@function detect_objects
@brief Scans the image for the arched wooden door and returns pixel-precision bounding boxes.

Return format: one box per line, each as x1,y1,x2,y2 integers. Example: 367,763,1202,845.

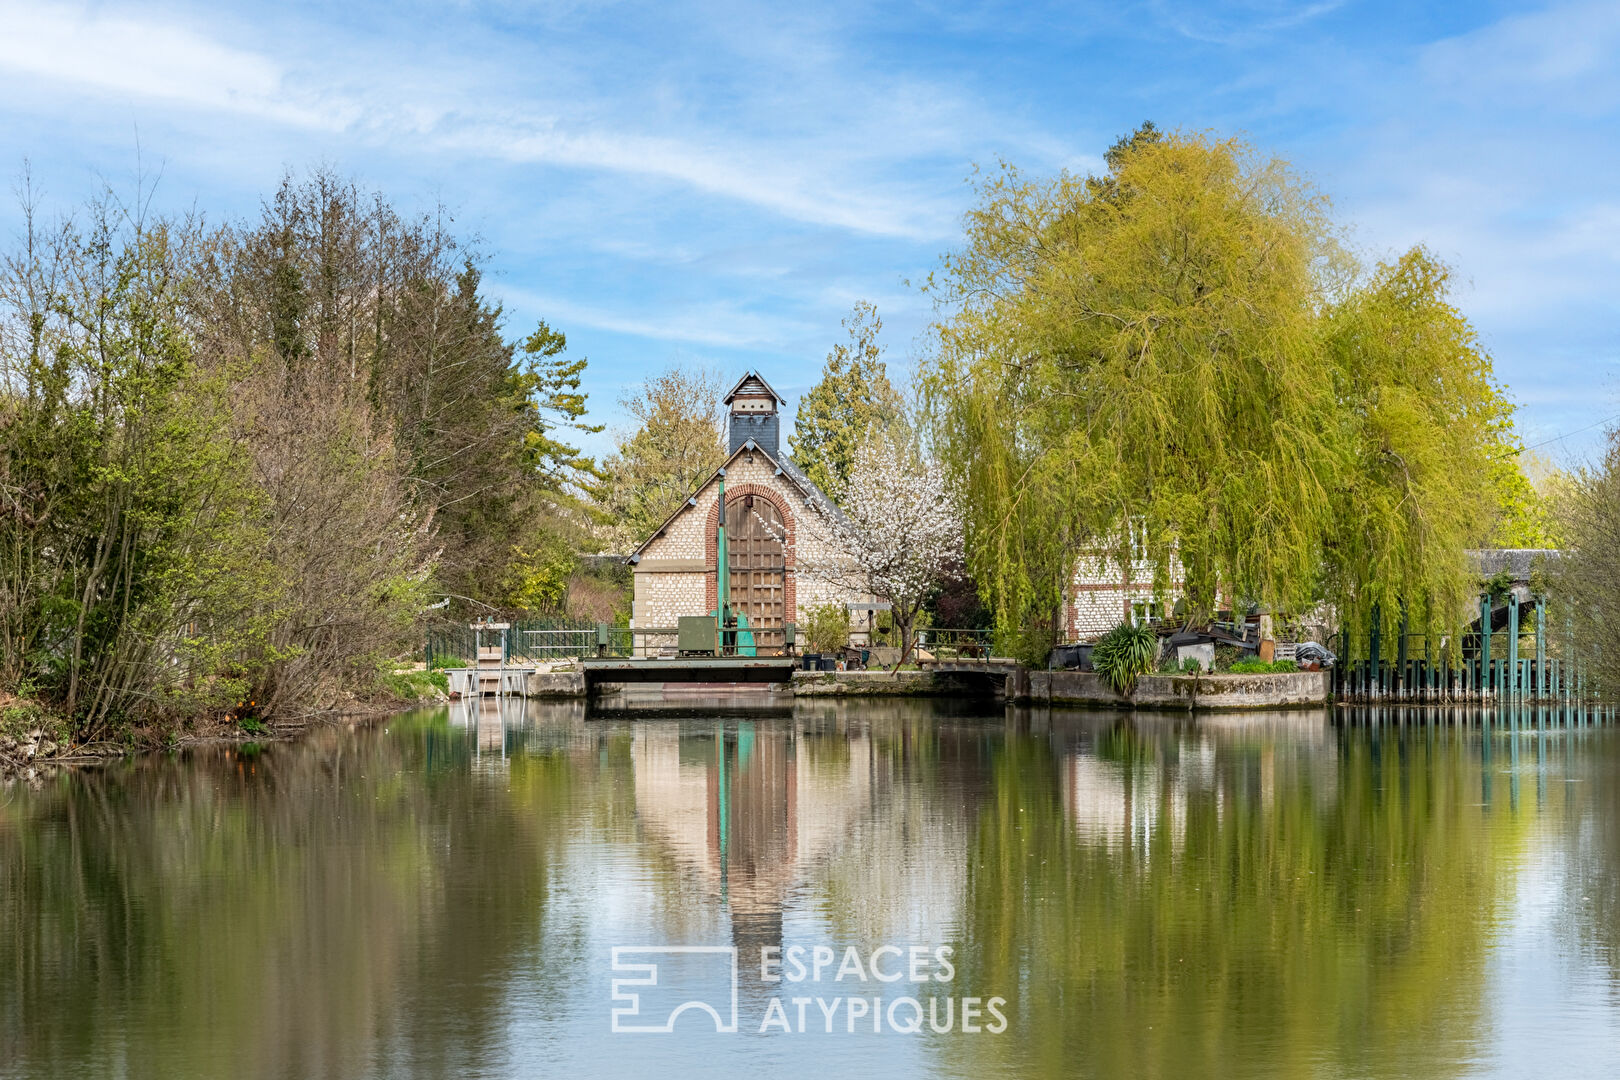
726,495,787,654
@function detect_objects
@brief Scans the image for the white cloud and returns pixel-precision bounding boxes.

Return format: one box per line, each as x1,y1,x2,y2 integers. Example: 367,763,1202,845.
0,1,969,238
1148,0,1347,47
0,2,342,129
442,122,946,239
490,284,814,350
1421,0,1620,113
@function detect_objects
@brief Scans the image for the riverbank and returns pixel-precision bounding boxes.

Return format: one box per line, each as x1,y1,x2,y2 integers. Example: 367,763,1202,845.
0,676,451,782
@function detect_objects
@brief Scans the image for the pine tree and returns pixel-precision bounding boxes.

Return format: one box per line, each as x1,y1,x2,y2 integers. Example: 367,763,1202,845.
789,301,902,498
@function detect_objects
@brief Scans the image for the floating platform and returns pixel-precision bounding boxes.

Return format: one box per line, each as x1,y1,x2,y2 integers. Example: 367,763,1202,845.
578,656,798,688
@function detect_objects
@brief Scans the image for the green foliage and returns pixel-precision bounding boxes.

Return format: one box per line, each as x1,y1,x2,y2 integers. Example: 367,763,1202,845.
0,202,274,740
1228,658,1299,674
1091,623,1159,694
1321,247,1524,652
1548,428,1620,697
927,130,1339,640
926,128,1521,653
0,701,69,745
0,168,603,740
501,531,578,614
802,603,851,655
994,614,1061,669
375,668,449,702
598,366,726,551
790,301,903,498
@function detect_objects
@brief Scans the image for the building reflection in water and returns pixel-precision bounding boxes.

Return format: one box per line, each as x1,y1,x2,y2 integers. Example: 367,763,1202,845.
631,719,876,989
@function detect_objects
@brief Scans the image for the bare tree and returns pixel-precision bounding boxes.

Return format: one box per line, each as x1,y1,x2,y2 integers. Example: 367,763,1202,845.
1550,428,1620,697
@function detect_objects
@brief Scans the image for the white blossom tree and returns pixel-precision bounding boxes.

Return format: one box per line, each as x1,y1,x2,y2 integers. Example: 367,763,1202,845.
804,438,964,669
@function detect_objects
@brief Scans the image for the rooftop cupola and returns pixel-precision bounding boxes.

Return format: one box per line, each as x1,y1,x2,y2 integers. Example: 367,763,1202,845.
723,371,784,457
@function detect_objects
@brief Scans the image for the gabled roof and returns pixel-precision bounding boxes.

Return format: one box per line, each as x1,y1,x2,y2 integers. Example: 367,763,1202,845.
628,438,848,560
722,370,785,405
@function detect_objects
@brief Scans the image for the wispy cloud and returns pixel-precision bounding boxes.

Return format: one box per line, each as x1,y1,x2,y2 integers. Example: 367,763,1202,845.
1148,0,1347,47
0,2,342,128
2,0,1618,458
490,284,815,351
0,1,970,238
1421,0,1620,112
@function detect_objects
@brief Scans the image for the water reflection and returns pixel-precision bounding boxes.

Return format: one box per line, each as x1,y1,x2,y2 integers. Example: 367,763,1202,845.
1,702,1617,1079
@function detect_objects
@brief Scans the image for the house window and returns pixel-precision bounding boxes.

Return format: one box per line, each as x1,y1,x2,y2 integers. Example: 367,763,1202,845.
1127,516,1148,562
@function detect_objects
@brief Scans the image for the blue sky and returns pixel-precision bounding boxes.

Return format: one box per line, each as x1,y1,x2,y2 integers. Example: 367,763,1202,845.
2,0,1617,462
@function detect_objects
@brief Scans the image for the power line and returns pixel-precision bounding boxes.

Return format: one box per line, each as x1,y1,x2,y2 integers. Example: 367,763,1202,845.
1516,412,1620,455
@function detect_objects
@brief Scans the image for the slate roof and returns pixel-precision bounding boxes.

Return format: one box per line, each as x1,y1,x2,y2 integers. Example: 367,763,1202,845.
628,438,849,560
722,371,786,405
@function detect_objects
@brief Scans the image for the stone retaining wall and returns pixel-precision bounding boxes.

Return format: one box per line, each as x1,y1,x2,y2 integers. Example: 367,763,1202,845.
790,670,945,696
1022,669,1328,710
512,665,1328,708
524,670,588,697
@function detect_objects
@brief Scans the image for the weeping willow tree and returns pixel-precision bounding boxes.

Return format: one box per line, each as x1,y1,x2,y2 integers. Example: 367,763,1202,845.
925,128,1518,657
1321,249,1520,654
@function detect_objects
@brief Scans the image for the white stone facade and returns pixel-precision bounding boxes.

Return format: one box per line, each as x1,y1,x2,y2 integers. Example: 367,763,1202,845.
1066,543,1186,640
630,446,870,638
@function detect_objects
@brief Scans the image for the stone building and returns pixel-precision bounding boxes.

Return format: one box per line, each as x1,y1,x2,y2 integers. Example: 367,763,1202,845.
627,372,870,652
1064,520,1187,639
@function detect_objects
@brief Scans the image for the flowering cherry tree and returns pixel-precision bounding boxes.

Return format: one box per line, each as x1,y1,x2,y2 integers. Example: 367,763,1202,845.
805,440,964,669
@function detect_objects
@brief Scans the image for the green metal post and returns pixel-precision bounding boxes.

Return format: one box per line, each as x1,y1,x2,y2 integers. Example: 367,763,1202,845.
1508,595,1519,697
716,468,729,655
1370,603,1382,697
1535,596,1546,694
1397,604,1408,697
1480,594,1492,695
1565,614,1573,699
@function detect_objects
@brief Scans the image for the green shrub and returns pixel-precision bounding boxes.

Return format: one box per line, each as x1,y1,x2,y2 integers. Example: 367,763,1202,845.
802,604,850,655
995,615,1060,668
0,701,69,742
1092,623,1160,694
376,668,449,701
1227,658,1300,674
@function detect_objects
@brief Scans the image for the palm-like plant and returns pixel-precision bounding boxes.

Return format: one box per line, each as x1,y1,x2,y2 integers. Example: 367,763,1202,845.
1092,622,1160,695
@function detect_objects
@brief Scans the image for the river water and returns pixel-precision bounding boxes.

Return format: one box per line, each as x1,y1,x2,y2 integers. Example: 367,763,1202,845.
2,698,1618,1079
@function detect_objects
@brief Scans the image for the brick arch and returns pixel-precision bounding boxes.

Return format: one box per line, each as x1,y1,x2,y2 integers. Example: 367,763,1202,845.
703,483,797,617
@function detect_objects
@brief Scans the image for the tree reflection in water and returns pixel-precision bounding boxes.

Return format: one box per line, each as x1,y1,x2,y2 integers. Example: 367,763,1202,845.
1,701,1616,1080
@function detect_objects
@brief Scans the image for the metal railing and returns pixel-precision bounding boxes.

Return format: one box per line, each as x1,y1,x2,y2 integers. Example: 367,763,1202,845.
431,622,1001,665
915,629,996,662
1332,654,1599,702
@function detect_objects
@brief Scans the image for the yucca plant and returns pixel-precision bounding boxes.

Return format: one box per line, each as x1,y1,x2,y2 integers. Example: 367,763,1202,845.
1091,622,1160,694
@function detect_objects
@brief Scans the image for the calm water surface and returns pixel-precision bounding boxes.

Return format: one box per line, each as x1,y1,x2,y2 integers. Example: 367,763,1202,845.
3,699,1619,1079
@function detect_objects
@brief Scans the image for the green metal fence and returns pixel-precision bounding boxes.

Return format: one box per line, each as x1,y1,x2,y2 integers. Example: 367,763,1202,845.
425,617,604,667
